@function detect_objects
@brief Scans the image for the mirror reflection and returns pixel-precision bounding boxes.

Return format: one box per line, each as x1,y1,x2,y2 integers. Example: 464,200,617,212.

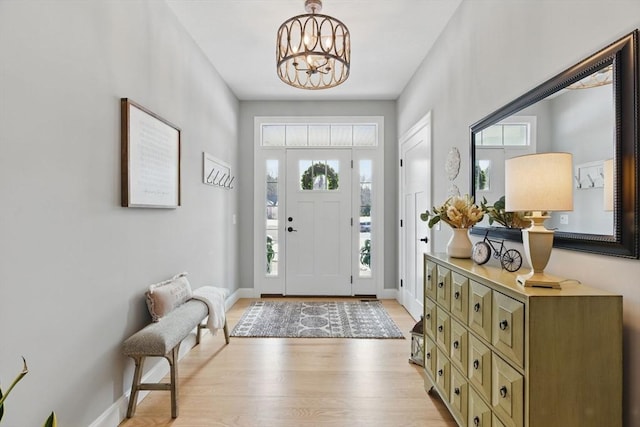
474,65,614,235
470,29,638,259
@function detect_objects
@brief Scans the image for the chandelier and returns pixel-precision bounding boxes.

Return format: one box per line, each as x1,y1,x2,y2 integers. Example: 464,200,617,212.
567,64,613,90
276,0,350,90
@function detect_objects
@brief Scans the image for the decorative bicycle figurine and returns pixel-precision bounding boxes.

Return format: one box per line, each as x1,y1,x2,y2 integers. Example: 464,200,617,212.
472,229,523,272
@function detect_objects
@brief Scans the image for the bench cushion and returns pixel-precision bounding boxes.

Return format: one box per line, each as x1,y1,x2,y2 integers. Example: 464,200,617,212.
123,299,208,356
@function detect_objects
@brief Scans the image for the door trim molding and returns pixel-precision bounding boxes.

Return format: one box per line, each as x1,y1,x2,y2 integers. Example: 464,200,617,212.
398,111,432,319
253,116,385,297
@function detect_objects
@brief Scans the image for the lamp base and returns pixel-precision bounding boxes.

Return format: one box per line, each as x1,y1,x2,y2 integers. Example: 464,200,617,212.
516,270,563,289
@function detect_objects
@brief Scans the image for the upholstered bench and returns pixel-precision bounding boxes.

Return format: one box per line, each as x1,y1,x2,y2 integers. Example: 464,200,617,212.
123,273,229,418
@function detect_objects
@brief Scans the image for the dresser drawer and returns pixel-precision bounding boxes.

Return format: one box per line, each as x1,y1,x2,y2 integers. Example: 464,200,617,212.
492,292,524,367
469,387,492,427
437,266,452,310
425,259,437,300
424,335,438,380
469,280,492,342
436,351,450,397
468,334,492,402
450,367,469,427
424,298,437,339
493,415,506,427
492,355,524,427
450,318,468,375
436,307,451,352
451,271,469,323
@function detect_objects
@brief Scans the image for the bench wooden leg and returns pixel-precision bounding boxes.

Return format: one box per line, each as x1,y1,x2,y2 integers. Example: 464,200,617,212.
125,343,181,419
126,356,145,418
223,319,230,344
168,345,179,418
196,320,231,345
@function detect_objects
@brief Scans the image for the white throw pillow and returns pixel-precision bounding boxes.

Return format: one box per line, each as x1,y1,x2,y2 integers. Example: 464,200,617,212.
145,273,193,322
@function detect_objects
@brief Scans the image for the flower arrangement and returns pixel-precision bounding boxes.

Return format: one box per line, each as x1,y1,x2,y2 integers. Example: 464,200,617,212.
420,194,484,229
480,196,530,229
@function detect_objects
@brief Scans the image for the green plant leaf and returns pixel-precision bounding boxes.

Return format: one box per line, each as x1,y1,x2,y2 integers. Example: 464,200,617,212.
0,387,4,422
43,411,57,427
0,357,28,411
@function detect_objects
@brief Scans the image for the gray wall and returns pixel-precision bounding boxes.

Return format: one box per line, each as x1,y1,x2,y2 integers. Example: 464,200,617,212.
0,1,239,425
238,101,397,292
397,1,640,425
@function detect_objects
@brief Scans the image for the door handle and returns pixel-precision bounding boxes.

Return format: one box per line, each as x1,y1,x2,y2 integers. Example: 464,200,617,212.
287,227,297,232
420,236,429,243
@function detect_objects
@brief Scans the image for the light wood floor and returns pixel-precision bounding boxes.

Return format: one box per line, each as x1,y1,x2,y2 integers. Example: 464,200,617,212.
119,298,457,427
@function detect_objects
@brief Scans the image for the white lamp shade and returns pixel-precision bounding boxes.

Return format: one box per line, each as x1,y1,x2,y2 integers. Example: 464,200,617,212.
505,152,574,212
603,158,614,211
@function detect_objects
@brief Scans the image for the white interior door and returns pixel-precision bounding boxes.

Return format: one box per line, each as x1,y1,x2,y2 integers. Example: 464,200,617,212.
400,120,431,320
285,149,352,295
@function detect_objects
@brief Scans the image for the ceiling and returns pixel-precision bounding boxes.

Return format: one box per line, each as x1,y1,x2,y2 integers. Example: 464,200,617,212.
166,0,462,101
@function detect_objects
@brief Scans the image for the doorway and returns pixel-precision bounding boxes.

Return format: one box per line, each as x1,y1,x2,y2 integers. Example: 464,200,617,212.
253,117,384,298
399,113,432,320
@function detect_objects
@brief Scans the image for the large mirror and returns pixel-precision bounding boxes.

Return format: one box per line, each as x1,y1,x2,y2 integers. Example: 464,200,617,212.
471,30,638,258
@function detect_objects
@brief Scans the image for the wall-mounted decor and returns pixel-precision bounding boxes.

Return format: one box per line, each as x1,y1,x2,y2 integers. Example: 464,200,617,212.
203,152,234,189
575,160,605,189
121,98,181,208
445,147,461,181
470,30,639,258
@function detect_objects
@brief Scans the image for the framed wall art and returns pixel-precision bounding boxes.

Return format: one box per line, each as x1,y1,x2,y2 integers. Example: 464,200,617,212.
121,98,181,208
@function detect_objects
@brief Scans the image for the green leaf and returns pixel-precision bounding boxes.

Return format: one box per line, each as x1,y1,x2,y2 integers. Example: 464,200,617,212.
428,216,441,228
0,388,4,422
43,411,57,427
0,357,28,410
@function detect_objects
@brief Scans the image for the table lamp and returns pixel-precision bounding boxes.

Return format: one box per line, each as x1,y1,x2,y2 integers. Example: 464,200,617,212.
505,152,573,288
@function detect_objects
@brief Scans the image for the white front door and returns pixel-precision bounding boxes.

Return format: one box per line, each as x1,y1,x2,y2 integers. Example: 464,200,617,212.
285,149,352,295
400,118,432,320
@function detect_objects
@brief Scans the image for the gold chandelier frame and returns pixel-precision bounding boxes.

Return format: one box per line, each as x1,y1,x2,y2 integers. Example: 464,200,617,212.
276,1,350,90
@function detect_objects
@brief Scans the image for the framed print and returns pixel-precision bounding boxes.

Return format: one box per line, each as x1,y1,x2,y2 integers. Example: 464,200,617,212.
121,98,181,208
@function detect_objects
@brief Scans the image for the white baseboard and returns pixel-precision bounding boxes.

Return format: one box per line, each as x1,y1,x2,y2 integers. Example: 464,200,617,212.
378,288,399,300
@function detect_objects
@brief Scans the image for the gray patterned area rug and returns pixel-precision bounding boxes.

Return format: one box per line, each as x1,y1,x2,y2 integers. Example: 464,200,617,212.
230,301,405,339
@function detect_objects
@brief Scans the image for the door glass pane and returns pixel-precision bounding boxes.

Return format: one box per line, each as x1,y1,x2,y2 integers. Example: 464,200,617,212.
309,125,330,146
359,160,372,277
262,125,285,146
503,124,528,146
266,160,279,276
353,125,377,146
331,125,352,146
300,160,340,190
286,125,308,146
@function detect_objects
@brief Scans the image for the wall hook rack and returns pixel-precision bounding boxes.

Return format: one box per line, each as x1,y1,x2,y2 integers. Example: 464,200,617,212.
203,152,234,190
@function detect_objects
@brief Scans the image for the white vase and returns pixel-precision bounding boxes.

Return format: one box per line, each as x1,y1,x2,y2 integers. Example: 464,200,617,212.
447,228,472,258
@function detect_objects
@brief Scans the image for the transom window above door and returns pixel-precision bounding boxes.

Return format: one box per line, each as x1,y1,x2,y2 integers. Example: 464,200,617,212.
261,124,377,147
